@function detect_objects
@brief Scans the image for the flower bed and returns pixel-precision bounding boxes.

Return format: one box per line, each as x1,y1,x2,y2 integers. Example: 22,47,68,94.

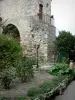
27,75,74,100
26,63,75,100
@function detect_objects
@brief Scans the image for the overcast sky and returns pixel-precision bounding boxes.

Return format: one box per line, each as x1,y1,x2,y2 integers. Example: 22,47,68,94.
51,0,75,35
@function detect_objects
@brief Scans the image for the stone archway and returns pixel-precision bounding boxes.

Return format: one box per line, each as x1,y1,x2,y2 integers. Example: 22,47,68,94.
2,24,20,42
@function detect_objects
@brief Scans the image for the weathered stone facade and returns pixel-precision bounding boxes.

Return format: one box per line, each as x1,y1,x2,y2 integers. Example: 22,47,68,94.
0,0,56,65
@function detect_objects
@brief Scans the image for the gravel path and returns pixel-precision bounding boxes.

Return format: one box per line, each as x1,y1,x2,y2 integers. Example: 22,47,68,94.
0,70,53,98
55,81,75,100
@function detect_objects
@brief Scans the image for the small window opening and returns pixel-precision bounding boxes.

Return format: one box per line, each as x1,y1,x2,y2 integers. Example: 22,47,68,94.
46,4,49,7
39,4,43,20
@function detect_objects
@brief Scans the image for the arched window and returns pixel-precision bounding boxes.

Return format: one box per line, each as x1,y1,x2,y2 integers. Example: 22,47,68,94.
39,4,43,20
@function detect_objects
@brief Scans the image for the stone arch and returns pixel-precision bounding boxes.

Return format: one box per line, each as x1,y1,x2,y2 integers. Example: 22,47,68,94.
2,24,20,42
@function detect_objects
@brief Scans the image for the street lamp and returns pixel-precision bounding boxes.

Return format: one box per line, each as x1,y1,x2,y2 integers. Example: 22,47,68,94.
0,17,2,33
34,44,40,68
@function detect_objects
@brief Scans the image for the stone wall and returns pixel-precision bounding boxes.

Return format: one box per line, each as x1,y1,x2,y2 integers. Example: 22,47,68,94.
0,0,56,64
47,25,56,63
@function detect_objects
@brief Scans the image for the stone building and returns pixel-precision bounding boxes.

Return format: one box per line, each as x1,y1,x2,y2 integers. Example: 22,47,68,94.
0,0,56,65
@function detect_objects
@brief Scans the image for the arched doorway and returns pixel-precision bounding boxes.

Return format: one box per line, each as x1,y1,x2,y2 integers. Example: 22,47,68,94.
2,24,20,42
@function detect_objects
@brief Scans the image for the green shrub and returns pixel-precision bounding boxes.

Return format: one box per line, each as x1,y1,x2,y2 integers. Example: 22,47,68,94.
27,87,43,97
15,96,29,100
62,57,69,64
0,97,29,100
27,76,65,97
0,34,22,70
0,97,9,100
48,63,75,76
0,34,22,89
0,67,15,89
16,56,34,82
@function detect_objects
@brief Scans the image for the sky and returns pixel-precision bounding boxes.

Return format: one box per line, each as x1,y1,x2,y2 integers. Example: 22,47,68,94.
51,0,75,35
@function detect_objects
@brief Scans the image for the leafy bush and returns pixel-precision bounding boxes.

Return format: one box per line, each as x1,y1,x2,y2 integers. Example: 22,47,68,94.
16,56,35,82
0,67,16,89
0,34,22,70
0,34,22,89
27,76,65,97
62,57,69,64
27,87,43,97
0,97,10,100
48,63,75,76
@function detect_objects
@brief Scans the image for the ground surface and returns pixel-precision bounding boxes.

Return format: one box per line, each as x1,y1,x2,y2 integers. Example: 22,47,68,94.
55,81,75,100
0,70,53,98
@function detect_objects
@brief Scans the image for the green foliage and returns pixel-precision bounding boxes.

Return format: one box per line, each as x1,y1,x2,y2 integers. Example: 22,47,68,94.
15,96,29,100
27,87,43,97
58,51,69,63
62,57,69,64
0,67,16,89
0,34,22,89
48,63,75,76
0,96,30,100
0,97,9,100
27,76,65,97
56,31,75,53
16,56,35,82
0,34,22,70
